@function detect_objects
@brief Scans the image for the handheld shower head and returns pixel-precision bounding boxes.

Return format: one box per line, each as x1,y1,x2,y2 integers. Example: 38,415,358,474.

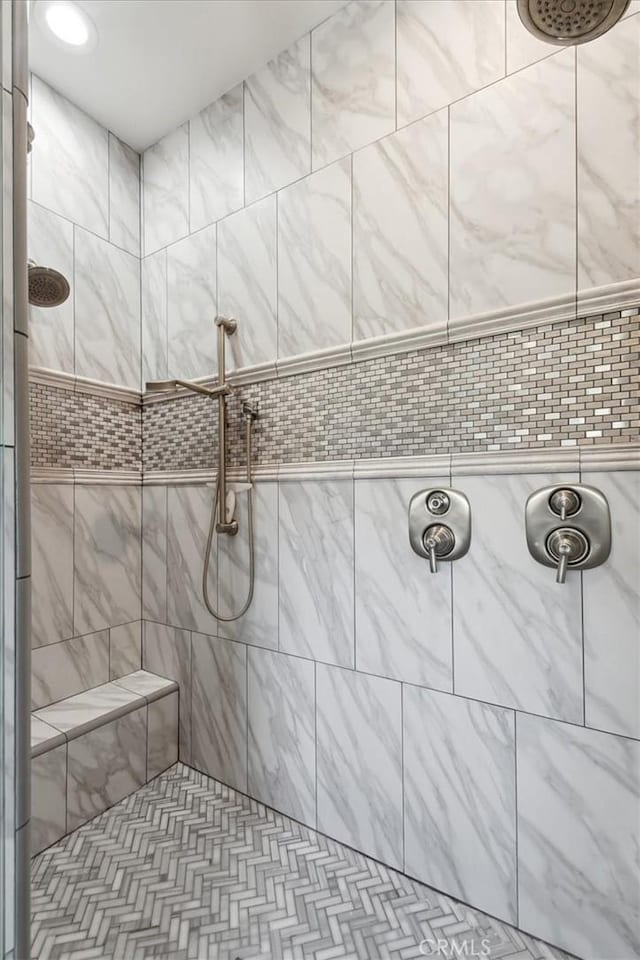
517,0,629,45
28,261,70,307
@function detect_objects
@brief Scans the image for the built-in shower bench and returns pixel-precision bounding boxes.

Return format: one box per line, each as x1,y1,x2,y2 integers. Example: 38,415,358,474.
30,669,179,856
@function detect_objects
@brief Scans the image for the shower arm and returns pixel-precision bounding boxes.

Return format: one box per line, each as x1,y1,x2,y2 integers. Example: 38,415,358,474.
215,316,238,535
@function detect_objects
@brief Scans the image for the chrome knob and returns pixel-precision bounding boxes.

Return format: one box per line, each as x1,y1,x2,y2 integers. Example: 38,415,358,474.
549,488,581,522
423,524,455,574
546,528,589,584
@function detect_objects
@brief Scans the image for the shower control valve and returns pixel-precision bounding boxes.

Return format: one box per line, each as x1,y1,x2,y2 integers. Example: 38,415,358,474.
409,488,471,574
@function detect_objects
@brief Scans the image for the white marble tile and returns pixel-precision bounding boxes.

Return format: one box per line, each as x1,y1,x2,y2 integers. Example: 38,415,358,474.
517,714,640,959
142,485,167,623
74,485,142,637
217,197,277,370
147,691,178,779
67,707,147,831
404,685,517,922
167,484,218,637
74,228,141,388
278,159,351,358
316,664,402,868
506,0,558,74
247,647,315,825
115,668,177,702
30,715,65,756
311,0,395,169
191,633,247,792
143,123,189,255
189,85,243,231
31,75,109,237
452,474,583,723
34,680,141,738
577,15,640,294
142,622,191,764
108,133,140,256
245,36,311,203
279,481,354,668
27,201,74,373
218,482,278,650
583,472,640,740
449,50,575,322
109,621,142,680
397,0,506,126
354,479,452,689
31,630,110,710
141,250,167,387
167,226,217,380
353,111,448,342
31,483,74,648
31,744,66,855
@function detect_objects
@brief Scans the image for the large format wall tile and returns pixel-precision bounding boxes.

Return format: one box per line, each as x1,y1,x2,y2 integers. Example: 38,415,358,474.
353,111,448,342
450,49,575,321
191,633,247,792
74,228,141,388
31,483,73,648
452,474,583,723
143,123,189,255
316,664,402,869
279,481,354,668
108,133,140,256
354,479,451,690
142,485,167,624
404,686,517,923
218,482,278,650
147,692,178,779
505,0,557,74
167,225,217,380
577,15,640,294
217,196,277,370
141,250,167,387
189,85,243,231
583,472,640,740
397,0,505,126
31,630,109,710
247,647,315,824
142,621,191,763
110,621,142,680
517,714,640,959
167,484,218,637
311,0,395,169
31,744,66,856
244,36,311,203
31,75,109,238
74,486,142,636
278,159,351,358
27,202,74,373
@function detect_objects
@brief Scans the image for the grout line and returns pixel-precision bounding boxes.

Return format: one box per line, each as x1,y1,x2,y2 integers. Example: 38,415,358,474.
400,680,405,873
514,710,520,928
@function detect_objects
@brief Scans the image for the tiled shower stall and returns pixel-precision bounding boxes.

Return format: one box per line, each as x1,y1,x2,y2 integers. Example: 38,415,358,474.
26,2,639,959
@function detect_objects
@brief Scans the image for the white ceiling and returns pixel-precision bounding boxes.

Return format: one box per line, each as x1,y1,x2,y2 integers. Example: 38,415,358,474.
29,0,347,151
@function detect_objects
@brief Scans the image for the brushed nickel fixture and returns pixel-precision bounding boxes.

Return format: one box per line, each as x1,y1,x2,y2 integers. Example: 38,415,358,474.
28,259,70,307
517,0,629,46
525,483,611,583
409,488,471,573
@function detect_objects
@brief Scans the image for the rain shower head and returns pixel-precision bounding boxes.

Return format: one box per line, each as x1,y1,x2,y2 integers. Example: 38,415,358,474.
28,261,70,308
517,0,629,45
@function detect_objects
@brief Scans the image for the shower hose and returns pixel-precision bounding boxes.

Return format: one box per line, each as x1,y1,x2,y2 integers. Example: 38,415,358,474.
202,411,256,621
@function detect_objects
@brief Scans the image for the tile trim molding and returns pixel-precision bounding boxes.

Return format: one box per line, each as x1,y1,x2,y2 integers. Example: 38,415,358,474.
29,366,142,405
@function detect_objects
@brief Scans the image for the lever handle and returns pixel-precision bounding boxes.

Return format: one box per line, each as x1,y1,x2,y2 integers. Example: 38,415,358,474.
555,540,571,584
424,536,438,574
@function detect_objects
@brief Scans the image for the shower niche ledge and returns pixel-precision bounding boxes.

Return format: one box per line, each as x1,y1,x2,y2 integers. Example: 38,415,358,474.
30,670,179,856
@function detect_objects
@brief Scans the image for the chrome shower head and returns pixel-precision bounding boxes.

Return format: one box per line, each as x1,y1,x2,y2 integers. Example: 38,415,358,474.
28,261,70,308
517,0,629,45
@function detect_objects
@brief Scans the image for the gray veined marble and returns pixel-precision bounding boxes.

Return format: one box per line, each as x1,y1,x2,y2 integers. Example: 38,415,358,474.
31,630,110,710
248,647,315,825
109,621,142,680
73,485,142,637
141,250,168,387
167,484,219,637
142,622,191,764
27,201,74,373
279,481,354,668
311,0,395,169
34,680,142,739
354,479,452,690
191,633,247,792
397,0,506,127
31,75,109,238
244,35,311,203
108,133,140,257
316,664,402,870
31,483,74,648
505,0,558,74
517,713,640,959
142,485,167,623
277,159,351,358
167,225,217,380
450,49,576,322
189,84,244,231
147,692,178,780
143,123,189,255
114,668,177,702
74,227,141,388
404,685,517,924
32,744,66,856
217,196,277,370
353,110,448,342
30,715,65,756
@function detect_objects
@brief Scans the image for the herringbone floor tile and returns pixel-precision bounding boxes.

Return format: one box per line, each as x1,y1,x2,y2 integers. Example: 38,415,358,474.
31,764,574,960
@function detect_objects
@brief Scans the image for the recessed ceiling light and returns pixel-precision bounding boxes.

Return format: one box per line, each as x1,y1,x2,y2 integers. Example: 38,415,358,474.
34,1,97,52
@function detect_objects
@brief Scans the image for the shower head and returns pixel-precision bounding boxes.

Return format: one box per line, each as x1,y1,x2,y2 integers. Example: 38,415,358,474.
28,261,70,308
517,0,629,45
